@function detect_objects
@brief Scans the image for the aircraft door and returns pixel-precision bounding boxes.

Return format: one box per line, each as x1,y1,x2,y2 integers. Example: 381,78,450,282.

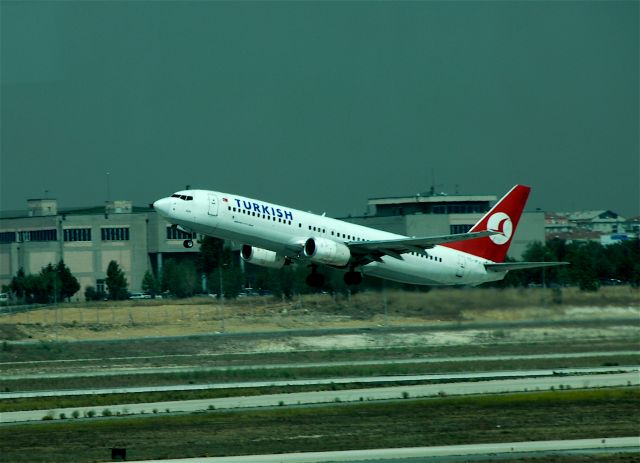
208,194,218,216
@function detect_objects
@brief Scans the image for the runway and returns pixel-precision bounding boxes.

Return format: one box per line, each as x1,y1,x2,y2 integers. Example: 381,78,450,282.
103,437,640,463
2,371,637,424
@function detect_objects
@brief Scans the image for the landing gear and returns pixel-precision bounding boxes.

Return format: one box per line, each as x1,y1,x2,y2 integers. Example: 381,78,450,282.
183,239,194,248
305,264,325,288
344,269,363,286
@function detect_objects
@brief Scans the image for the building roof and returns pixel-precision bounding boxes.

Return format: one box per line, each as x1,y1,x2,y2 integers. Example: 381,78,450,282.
565,210,622,221
0,204,153,220
546,229,603,241
368,193,496,206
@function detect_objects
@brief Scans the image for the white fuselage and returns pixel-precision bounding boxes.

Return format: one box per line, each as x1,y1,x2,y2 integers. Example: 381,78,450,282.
153,189,506,286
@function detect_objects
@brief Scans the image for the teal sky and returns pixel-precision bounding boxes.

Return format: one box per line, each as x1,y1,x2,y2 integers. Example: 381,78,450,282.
1,1,638,217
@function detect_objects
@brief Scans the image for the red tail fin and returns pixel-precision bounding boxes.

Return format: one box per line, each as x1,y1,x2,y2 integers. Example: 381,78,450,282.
443,185,531,263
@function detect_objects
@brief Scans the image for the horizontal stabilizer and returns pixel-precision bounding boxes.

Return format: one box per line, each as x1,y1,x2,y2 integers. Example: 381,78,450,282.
485,261,569,272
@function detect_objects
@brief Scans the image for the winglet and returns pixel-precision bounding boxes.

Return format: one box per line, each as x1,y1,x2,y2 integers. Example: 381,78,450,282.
442,185,531,263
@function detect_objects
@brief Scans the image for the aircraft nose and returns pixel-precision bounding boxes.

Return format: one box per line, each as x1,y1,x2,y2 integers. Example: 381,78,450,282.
153,197,171,217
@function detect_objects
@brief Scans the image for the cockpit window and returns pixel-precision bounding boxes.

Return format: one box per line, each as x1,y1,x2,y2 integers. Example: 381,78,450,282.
171,194,194,201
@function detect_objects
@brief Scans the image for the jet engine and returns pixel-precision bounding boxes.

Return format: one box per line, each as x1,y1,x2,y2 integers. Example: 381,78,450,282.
303,237,351,267
241,245,287,269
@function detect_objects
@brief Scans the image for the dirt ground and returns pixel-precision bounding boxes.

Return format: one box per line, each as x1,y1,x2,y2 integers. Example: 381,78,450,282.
0,287,638,343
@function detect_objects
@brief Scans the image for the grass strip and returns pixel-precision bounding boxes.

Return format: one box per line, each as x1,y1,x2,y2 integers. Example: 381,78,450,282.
2,353,638,395
0,388,638,463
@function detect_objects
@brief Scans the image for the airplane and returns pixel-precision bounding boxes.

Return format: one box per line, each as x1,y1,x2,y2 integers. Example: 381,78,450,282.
152,185,567,288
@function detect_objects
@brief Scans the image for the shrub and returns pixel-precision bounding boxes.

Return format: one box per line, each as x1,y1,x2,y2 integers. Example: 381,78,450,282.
102,408,113,417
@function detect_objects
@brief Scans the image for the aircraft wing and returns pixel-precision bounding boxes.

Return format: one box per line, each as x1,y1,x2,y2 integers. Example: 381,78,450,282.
485,262,569,272
346,230,497,261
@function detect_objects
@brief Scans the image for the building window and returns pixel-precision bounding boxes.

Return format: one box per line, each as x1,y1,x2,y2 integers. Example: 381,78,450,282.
450,224,472,234
64,228,92,242
0,231,16,243
18,229,57,242
101,227,130,241
166,226,192,240
96,279,105,293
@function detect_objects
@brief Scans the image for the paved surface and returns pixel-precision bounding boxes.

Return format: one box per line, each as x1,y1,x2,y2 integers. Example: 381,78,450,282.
2,371,637,424
100,437,640,462
2,365,637,399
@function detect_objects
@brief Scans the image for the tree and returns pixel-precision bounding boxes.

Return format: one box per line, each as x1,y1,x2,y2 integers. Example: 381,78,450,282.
39,264,61,303
197,236,226,275
105,261,128,300
10,268,27,302
162,259,199,298
56,260,80,301
141,270,160,296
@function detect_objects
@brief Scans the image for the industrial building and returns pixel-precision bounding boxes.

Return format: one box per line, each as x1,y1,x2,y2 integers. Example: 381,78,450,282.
1,189,548,298
0,199,194,296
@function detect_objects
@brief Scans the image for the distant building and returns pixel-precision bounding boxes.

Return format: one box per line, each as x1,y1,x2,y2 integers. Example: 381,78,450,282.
564,210,626,235
0,199,198,296
545,210,637,244
341,190,545,259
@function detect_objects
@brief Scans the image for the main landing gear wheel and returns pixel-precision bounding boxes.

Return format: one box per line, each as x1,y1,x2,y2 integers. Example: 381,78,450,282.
344,270,363,286
183,239,194,248
306,264,325,288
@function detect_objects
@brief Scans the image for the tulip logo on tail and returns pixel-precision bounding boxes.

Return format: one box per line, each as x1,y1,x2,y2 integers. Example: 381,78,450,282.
487,212,513,245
